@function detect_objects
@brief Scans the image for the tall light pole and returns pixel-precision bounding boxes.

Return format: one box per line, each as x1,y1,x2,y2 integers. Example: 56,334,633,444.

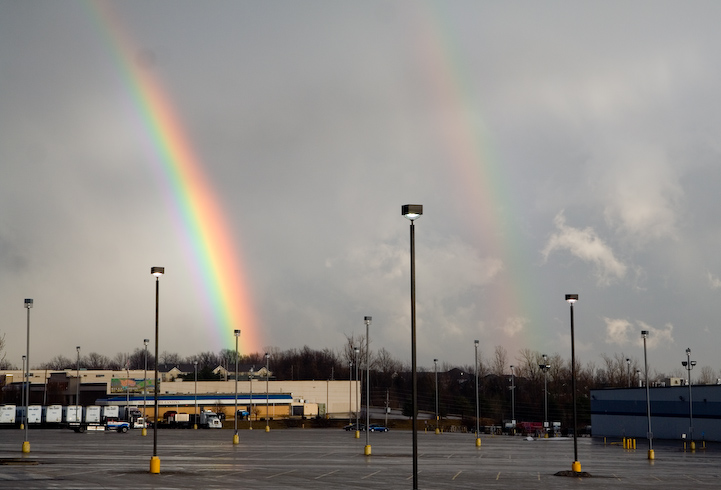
509,364,515,433
143,339,149,436
233,329,240,445
565,294,580,473
249,367,254,430
76,346,81,422
193,360,198,429
149,266,164,474
682,347,696,449
364,316,372,456
626,358,631,388
265,352,270,432
402,203,422,490
641,330,654,460
539,354,550,435
434,358,440,435
354,347,360,439
348,359,353,427
22,298,33,454
474,341,481,447
20,355,26,431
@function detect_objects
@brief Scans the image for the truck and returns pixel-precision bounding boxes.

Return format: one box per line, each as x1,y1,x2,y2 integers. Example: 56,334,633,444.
105,418,130,433
167,412,191,428
199,410,222,429
64,405,82,424
0,405,16,425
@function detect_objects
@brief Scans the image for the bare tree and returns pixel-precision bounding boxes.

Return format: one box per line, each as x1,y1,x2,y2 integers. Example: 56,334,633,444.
38,355,73,370
84,352,112,369
492,345,508,376
698,366,717,385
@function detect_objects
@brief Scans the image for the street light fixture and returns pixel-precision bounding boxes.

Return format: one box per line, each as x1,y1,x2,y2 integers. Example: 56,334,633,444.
193,360,198,429
539,354,550,435
22,298,33,454
402,203,422,490
565,293,581,474
143,339,149,436
641,330,654,460
265,352,270,432
434,358,440,435
149,266,164,474
474,341,481,447
364,316,372,456
682,347,697,450
233,329,241,445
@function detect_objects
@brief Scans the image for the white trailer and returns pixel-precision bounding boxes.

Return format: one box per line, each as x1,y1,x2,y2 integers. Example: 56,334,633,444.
64,405,82,424
84,406,101,424
17,405,42,424
0,405,16,424
102,406,119,421
44,405,63,424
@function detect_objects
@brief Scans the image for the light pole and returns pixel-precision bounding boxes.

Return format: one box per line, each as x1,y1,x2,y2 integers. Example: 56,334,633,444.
539,354,550,435
434,358,440,435
474,341,481,447
364,316,372,456
565,293,580,473
21,355,26,431
193,360,198,429
509,364,515,433
348,359,353,427
143,339,149,436
149,266,164,474
354,346,360,438
402,203,422,490
625,358,631,387
22,298,32,454
682,347,696,449
265,352,270,432
76,346,81,422
249,367,254,430
641,330,654,459
233,329,240,444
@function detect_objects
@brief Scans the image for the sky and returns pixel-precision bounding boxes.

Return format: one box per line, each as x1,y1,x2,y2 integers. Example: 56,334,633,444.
2,0,721,377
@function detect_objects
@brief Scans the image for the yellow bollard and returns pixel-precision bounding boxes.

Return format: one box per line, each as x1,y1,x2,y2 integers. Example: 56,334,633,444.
141,428,147,436
364,445,371,456
572,461,582,473
265,425,270,433
690,441,696,451
233,433,239,445
435,427,440,435
355,430,360,439
21,441,30,454
149,456,160,474
475,437,481,447
622,437,626,449
648,449,655,460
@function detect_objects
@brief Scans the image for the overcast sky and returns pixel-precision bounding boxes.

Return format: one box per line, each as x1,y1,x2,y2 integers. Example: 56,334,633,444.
2,1,721,377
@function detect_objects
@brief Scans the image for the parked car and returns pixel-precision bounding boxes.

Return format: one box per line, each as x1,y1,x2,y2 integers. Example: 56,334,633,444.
368,424,389,432
343,423,364,431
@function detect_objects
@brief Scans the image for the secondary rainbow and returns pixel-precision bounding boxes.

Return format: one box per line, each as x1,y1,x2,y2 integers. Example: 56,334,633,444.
88,1,261,352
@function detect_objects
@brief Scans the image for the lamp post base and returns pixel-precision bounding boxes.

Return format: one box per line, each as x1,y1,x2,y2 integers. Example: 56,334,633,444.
21,441,30,453
435,428,440,435
265,425,270,432
648,449,655,460
149,456,160,474
572,461,582,473
233,433,239,445
475,437,481,447
141,428,147,436
355,430,360,439
364,445,371,456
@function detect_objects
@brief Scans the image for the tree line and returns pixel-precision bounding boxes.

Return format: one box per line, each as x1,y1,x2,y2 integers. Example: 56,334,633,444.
3,335,719,427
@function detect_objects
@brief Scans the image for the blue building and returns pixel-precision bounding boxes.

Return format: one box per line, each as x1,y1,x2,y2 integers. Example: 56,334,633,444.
591,385,721,442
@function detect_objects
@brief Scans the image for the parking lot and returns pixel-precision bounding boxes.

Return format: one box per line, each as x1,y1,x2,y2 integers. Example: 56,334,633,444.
1,428,720,489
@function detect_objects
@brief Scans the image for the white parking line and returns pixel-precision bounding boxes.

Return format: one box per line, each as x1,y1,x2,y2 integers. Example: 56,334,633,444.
361,470,381,480
452,471,462,480
315,469,339,479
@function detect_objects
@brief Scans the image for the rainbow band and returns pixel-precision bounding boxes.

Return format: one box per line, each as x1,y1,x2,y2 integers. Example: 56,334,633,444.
89,1,260,352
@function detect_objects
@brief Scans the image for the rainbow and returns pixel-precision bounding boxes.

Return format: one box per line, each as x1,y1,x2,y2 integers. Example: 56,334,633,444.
88,1,261,353
412,2,545,350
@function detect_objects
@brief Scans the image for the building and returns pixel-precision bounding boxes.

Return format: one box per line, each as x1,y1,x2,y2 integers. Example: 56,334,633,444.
591,385,721,442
